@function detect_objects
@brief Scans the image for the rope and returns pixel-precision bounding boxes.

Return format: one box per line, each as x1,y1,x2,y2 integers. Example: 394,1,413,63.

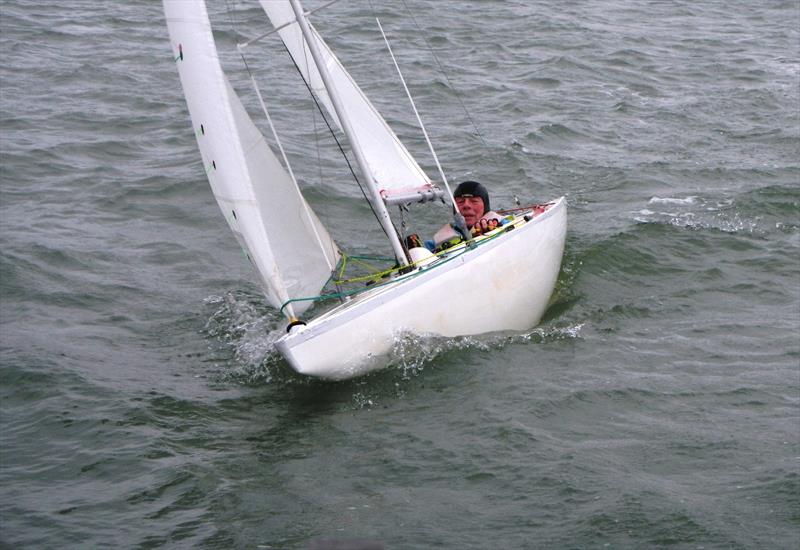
279,216,527,315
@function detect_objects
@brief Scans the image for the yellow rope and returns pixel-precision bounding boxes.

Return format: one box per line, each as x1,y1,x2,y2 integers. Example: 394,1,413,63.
279,212,534,315
330,217,524,285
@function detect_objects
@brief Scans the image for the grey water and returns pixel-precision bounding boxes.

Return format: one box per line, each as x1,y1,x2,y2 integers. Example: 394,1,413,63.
1,0,798,547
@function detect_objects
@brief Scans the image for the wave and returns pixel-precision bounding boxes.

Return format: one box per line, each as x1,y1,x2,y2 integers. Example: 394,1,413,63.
634,184,799,235
199,287,586,390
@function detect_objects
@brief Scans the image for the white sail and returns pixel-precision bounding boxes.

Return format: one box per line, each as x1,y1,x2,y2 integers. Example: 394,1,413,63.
164,0,340,318
257,0,435,200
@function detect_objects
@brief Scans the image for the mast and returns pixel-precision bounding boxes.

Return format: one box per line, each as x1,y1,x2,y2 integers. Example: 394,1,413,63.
287,0,409,266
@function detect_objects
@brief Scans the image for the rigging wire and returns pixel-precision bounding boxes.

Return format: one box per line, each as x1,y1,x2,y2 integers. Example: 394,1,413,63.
375,17,454,203
366,0,470,238
399,0,488,148
279,43,392,245
301,40,325,188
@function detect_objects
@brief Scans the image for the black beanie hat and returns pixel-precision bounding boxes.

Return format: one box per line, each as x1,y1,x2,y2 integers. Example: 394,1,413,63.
454,180,490,213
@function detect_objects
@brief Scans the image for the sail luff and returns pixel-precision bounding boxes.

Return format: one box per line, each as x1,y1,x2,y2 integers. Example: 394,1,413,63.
286,0,409,266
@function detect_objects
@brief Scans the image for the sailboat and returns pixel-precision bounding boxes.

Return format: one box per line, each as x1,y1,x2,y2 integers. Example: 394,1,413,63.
163,0,567,380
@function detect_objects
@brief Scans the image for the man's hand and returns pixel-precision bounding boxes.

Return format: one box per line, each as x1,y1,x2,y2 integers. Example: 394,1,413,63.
470,218,499,236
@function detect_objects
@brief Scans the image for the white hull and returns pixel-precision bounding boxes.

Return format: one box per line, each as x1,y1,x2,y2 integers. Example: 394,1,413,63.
275,197,567,380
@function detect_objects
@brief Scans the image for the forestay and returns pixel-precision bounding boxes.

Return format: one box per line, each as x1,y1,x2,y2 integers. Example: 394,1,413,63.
164,0,340,318
257,0,437,201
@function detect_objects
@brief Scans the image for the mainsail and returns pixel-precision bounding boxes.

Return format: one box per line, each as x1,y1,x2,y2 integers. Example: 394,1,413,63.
164,0,340,318
257,0,436,200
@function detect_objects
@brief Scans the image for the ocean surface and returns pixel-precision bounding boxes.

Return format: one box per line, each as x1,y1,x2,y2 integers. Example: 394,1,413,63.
1,0,798,547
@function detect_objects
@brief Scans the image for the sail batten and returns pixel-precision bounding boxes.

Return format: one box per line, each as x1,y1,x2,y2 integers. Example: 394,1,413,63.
164,0,339,318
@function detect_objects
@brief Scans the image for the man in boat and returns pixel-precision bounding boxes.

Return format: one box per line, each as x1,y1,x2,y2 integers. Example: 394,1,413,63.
430,180,506,250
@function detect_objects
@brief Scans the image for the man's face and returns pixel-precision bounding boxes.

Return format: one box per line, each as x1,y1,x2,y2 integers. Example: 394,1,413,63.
455,195,485,227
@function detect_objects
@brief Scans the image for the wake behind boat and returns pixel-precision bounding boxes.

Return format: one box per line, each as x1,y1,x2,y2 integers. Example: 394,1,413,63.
163,0,567,380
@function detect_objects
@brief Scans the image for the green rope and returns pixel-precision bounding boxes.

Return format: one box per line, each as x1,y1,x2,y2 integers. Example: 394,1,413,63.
325,252,399,286
348,254,396,262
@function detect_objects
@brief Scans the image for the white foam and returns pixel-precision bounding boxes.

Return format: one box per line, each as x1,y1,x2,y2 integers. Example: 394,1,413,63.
648,196,698,205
